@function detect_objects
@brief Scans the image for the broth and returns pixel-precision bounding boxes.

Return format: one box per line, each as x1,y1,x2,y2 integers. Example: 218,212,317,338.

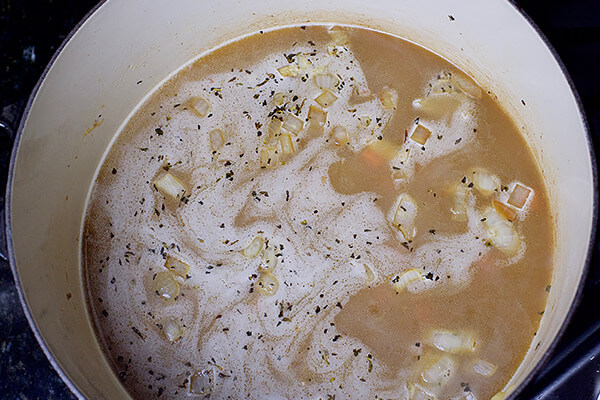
83,25,553,399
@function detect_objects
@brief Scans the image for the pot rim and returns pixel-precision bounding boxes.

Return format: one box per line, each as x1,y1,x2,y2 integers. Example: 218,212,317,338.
3,1,597,399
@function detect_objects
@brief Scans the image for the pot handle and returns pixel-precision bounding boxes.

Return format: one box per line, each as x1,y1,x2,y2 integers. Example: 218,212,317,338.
0,118,15,262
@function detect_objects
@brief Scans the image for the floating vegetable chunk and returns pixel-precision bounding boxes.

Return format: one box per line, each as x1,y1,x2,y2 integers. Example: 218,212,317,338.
483,208,520,256
407,382,437,400
378,88,397,109
256,272,279,295
279,133,295,155
451,183,469,222
241,235,266,258
162,318,183,342
209,129,225,152
508,183,532,208
153,172,187,201
267,117,283,141
331,126,348,146
493,200,518,222
315,90,338,108
314,73,339,90
282,113,303,135
189,96,210,117
164,256,190,278
153,271,179,300
261,246,278,272
329,28,349,45
392,193,418,241
472,168,500,196
392,269,423,293
277,64,300,77
421,355,457,386
189,369,214,395
308,105,327,125
411,124,432,145
260,146,278,168
473,359,498,377
431,330,477,353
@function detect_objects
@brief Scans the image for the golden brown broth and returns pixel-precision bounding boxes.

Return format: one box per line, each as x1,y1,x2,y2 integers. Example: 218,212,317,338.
83,25,553,400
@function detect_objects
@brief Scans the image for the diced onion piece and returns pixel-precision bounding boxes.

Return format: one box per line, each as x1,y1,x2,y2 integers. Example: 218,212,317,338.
283,113,303,135
391,168,407,181
454,74,483,99
297,54,309,71
273,92,285,106
393,269,422,293
190,96,210,117
189,369,214,395
153,271,179,300
315,90,338,108
407,382,437,400
329,28,349,46
378,88,397,109
267,118,283,142
331,126,348,146
256,272,279,295
430,79,455,95
279,133,295,155
421,355,456,386
411,124,432,145
493,200,518,222
472,169,500,196
153,172,187,201
308,105,327,126
163,318,183,342
241,235,265,258
473,359,498,377
431,330,477,353
261,246,277,272
314,73,339,90
209,129,225,152
260,146,279,168
164,256,190,278
508,183,532,209
277,64,300,77
392,193,418,241
451,183,468,222
412,95,461,119
483,208,520,256
364,264,375,282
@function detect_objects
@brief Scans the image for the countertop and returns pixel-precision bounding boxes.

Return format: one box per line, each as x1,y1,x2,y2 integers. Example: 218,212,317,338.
0,1,598,399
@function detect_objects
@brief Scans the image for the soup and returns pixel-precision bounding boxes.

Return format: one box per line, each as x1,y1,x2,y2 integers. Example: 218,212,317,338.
83,24,553,399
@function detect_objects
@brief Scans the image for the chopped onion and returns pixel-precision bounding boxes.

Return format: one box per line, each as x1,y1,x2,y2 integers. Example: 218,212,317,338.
473,359,498,377
431,330,477,353
308,105,327,126
297,53,310,71
393,269,422,293
273,92,285,106
451,183,468,222
267,118,283,142
153,271,179,300
279,133,295,155
421,355,456,386
164,256,190,278
454,74,483,99
241,235,265,258
493,200,517,222
261,246,277,272
483,208,520,256
256,272,279,295
209,129,225,152
410,124,432,145
392,193,418,241
153,172,187,201
190,96,210,117
277,64,300,77
331,126,348,146
364,264,375,282
358,116,371,128
329,28,349,46
472,169,500,196
378,88,397,109
429,79,455,95
189,369,214,395
260,146,279,168
406,382,437,400
315,90,338,108
162,318,183,342
283,113,303,135
508,183,532,209
412,95,461,119
314,73,339,90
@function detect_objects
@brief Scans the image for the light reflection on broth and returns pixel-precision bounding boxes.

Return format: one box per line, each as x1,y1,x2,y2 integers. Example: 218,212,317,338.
83,24,553,399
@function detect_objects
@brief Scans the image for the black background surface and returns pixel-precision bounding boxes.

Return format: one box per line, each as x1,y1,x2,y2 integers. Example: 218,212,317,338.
0,1,598,399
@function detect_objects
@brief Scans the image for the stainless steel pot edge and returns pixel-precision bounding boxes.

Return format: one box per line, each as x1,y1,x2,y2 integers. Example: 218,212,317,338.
3,1,597,399
3,1,108,399
505,1,598,398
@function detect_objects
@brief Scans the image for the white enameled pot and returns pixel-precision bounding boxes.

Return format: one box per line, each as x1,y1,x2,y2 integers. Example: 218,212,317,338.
5,1,596,399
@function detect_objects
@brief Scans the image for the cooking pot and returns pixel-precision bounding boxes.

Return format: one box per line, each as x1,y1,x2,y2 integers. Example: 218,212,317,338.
4,0,596,399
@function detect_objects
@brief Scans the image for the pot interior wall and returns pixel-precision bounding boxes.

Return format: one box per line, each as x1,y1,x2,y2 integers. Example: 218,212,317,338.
8,1,593,399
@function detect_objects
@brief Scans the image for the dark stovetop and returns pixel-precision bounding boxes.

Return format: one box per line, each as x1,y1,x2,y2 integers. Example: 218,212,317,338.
0,1,598,399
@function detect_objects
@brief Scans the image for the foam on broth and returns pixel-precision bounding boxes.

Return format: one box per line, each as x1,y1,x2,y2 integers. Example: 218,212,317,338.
83,25,553,399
